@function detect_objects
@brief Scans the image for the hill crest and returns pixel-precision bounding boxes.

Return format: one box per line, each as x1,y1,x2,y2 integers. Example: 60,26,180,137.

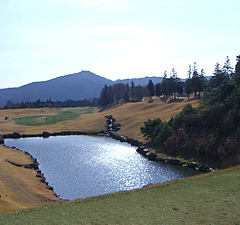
0,71,172,108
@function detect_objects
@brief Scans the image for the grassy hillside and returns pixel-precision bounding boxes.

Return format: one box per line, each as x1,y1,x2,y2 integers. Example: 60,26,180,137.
1,166,239,224
0,97,200,142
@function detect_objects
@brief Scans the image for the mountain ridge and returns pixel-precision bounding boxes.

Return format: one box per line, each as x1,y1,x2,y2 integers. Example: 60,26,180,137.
0,71,174,108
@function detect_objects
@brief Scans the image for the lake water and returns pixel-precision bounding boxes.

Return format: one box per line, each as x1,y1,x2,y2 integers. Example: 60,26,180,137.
5,136,200,200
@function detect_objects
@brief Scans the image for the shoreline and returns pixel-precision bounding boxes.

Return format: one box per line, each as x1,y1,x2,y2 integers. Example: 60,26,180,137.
2,132,201,203
0,144,62,213
0,99,204,212
4,146,60,198
0,130,212,213
2,126,214,183
3,129,214,173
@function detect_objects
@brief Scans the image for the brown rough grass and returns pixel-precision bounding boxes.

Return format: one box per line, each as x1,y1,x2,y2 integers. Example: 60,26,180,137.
0,97,199,142
0,97,199,213
0,145,61,213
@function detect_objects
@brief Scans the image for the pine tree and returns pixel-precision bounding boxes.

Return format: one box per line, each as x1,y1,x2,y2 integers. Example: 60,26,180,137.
98,84,108,106
130,81,135,98
155,83,161,97
124,83,130,102
210,62,225,88
168,74,175,99
170,68,179,99
185,64,192,99
147,80,155,97
161,71,168,97
222,56,233,78
197,69,206,98
187,64,192,79
233,55,240,86
191,62,199,97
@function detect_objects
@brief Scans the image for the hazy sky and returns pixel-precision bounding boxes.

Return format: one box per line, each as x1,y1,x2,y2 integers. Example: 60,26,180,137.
1,0,239,88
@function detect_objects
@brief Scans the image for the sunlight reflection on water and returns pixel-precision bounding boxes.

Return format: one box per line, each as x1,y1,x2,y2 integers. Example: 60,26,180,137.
5,136,200,200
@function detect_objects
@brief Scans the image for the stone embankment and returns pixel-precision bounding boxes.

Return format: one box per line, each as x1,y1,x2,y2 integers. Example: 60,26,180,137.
2,131,104,140
104,115,143,147
3,146,58,196
135,146,214,173
103,115,214,173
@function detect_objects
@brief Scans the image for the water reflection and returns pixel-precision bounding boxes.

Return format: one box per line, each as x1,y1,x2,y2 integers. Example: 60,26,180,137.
5,136,200,200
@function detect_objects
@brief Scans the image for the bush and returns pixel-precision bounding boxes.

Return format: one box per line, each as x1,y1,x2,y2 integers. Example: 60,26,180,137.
140,118,163,140
154,122,172,148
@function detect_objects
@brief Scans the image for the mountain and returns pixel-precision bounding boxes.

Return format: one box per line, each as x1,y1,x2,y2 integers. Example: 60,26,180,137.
0,71,178,108
113,76,164,86
0,71,112,108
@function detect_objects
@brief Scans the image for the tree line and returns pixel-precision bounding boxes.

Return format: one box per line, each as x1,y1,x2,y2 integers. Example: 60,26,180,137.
98,68,185,107
3,56,235,110
99,56,235,106
3,98,99,109
97,67,187,106
140,55,240,168
98,82,149,106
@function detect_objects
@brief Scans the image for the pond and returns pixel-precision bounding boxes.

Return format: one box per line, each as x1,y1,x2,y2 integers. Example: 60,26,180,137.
5,136,200,200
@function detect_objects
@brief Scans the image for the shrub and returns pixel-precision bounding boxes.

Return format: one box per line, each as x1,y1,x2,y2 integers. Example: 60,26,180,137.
154,122,172,148
140,118,163,140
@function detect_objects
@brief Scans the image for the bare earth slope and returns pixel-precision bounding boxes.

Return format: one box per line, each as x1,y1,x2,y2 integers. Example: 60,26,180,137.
0,145,61,213
0,97,199,213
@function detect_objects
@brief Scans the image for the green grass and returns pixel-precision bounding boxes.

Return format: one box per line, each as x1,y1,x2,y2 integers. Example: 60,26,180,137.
12,107,95,126
0,166,239,224
63,107,95,114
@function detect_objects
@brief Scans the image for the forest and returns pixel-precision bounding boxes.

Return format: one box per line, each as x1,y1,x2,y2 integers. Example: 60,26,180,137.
98,56,235,106
98,60,216,106
3,98,99,109
141,55,240,168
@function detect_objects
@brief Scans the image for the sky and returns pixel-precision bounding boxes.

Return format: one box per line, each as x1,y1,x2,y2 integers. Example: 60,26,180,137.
1,0,239,89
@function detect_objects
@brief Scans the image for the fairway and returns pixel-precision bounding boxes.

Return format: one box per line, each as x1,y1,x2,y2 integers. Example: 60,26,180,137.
11,107,95,126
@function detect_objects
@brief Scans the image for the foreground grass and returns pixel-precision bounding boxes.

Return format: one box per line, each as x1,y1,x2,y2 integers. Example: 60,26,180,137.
12,107,95,126
1,166,239,224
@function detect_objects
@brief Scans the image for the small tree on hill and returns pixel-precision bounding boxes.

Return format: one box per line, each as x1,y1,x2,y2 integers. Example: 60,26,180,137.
124,83,130,102
210,62,226,88
185,64,192,99
170,68,179,99
147,80,155,97
155,83,161,97
161,71,168,97
197,69,206,98
222,56,234,78
233,55,240,86
191,62,199,97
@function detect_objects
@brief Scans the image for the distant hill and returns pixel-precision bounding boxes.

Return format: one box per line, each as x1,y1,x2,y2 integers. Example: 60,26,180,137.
0,71,182,108
0,71,111,108
113,76,164,86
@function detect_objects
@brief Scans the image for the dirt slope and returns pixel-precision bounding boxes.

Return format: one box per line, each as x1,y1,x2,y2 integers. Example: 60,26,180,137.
0,145,61,213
